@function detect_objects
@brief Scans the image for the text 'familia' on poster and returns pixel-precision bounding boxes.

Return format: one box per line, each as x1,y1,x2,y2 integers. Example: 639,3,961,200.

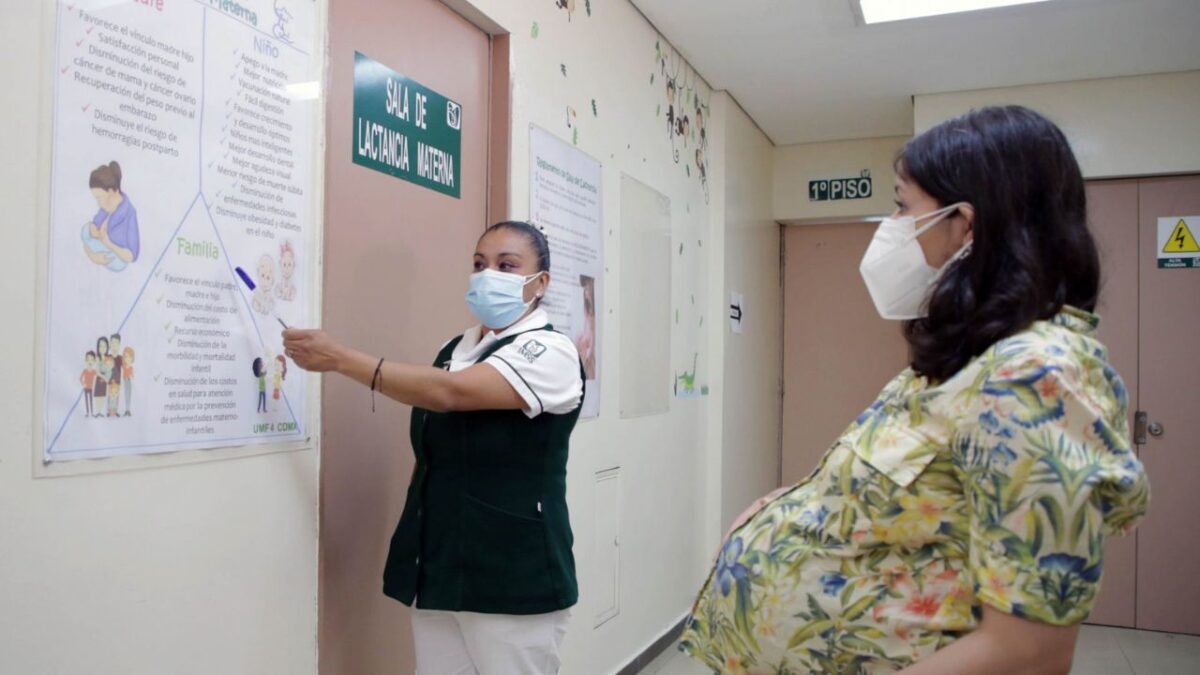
352,51,462,198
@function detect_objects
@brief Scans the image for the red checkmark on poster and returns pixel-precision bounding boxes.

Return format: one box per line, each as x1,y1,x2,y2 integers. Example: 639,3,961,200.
86,25,95,34
82,104,91,113
76,37,85,47
61,66,71,75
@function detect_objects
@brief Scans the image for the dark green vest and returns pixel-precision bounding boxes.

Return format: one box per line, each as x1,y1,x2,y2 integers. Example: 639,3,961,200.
383,326,583,615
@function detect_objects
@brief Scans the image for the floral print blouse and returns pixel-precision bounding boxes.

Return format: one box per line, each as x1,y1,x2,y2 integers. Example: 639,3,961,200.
682,308,1149,674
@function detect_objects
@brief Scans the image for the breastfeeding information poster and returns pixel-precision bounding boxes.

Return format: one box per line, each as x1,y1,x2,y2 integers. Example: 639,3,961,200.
42,0,321,461
529,125,603,419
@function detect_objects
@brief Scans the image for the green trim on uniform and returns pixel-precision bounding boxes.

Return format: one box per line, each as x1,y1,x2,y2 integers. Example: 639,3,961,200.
383,326,584,615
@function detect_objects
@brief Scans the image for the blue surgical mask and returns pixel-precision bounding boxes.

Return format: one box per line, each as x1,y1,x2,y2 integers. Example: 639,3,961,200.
465,269,544,328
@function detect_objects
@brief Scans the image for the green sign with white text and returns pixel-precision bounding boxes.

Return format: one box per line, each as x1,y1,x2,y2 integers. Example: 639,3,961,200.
809,170,872,202
352,51,461,198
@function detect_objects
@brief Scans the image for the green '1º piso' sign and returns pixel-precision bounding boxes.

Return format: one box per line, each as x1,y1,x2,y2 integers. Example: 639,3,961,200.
809,171,872,202
352,51,462,198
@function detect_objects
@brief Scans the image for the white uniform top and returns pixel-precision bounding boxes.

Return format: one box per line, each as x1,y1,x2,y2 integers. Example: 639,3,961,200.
446,308,584,419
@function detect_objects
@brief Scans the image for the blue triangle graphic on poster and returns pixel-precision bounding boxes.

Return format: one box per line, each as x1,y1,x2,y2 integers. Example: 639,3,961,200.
46,191,300,458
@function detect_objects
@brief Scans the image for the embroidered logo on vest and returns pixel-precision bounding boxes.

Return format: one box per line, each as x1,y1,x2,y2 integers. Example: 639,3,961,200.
518,339,548,363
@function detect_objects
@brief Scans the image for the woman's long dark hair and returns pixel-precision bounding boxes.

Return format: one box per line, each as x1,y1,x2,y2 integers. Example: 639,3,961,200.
900,106,1099,381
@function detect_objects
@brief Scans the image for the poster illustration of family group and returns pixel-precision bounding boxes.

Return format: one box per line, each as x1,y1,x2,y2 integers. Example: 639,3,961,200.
43,0,320,461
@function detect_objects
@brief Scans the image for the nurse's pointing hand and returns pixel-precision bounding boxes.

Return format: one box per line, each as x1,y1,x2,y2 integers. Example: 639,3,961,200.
282,328,345,373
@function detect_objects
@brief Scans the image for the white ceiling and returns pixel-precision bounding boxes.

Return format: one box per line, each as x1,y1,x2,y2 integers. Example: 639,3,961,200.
629,0,1200,145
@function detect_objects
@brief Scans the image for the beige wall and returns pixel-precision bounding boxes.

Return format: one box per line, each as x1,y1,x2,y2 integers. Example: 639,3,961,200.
0,3,319,674
915,71,1200,179
775,71,1200,224
441,2,781,671
492,4,712,669
718,96,783,529
702,94,730,558
774,136,908,222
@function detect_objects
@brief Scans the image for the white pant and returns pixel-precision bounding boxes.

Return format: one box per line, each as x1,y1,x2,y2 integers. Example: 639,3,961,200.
411,608,570,675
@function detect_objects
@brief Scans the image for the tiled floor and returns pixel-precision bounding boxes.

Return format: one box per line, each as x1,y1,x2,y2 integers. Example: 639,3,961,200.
640,625,1200,675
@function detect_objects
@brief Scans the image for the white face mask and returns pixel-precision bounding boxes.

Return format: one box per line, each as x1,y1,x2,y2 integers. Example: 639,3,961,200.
859,203,971,320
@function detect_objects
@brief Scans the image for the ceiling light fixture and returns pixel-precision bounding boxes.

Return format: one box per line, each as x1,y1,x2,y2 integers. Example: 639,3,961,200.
853,0,1052,25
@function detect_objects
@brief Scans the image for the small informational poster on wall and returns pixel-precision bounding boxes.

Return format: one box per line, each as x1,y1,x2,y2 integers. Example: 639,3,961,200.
42,0,322,462
529,125,603,418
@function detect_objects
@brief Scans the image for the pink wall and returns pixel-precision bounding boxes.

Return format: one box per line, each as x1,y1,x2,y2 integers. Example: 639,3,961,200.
1083,180,1139,628
782,223,909,484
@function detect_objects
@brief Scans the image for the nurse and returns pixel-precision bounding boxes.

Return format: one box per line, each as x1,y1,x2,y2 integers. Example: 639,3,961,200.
284,221,584,675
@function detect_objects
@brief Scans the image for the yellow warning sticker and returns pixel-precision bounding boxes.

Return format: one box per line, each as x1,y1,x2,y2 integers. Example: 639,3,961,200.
1158,216,1200,269
1163,219,1200,254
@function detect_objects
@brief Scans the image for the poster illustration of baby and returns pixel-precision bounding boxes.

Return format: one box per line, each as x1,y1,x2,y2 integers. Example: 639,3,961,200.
275,240,297,302
251,254,276,316
81,162,140,272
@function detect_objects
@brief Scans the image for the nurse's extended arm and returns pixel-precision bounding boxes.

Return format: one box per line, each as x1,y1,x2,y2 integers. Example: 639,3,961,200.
282,328,525,413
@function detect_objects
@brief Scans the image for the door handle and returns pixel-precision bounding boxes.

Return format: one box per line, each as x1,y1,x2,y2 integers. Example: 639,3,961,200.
1148,421,1165,437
